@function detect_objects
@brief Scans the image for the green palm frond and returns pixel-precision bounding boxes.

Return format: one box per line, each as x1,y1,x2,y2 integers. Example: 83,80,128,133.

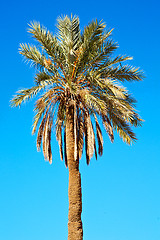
105,55,133,67
35,71,51,84
11,80,55,107
19,43,44,68
111,110,137,144
57,15,81,51
56,15,81,76
28,22,65,63
104,65,144,82
76,20,106,74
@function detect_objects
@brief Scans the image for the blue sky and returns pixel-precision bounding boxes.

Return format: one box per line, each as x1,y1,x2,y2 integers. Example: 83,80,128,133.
0,0,160,239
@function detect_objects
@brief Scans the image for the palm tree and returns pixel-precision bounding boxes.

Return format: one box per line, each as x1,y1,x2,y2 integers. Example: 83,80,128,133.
11,15,143,240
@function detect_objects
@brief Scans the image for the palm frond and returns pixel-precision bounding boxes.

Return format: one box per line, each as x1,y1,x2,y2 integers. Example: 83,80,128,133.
105,55,133,67
84,113,94,164
34,71,52,85
57,15,81,51
64,129,68,167
56,121,63,161
11,80,54,107
32,93,60,135
94,114,103,156
87,39,118,68
84,92,106,113
43,114,50,159
102,115,114,142
28,21,65,63
36,109,49,151
111,112,137,144
56,15,81,76
103,79,127,98
77,20,106,74
91,120,97,160
47,121,52,164
104,65,144,82
32,102,46,135
19,43,44,68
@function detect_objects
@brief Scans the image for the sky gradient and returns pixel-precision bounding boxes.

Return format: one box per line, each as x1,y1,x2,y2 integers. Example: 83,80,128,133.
0,0,160,239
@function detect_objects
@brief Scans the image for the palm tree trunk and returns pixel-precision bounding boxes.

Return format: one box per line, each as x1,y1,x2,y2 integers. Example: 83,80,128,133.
66,101,83,240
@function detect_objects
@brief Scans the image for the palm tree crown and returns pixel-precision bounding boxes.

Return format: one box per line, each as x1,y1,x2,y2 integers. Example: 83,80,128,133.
11,15,143,165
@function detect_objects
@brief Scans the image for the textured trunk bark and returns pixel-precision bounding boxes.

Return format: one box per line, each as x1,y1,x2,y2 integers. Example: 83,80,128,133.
66,102,83,240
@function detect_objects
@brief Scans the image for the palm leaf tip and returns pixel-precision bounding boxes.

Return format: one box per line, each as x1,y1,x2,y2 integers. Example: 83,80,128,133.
10,96,18,107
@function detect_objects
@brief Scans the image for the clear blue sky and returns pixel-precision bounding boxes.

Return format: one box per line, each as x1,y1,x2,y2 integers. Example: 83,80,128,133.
0,0,160,239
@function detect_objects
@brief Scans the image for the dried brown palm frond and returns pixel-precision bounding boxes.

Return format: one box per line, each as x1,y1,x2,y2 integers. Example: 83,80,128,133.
64,129,68,167
56,120,63,161
94,114,103,156
36,98,46,109
102,115,114,143
92,122,97,160
32,106,46,135
56,98,66,161
45,118,52,162
43,113,50,160
47,121,52,164
37,109,49,151
94,138,97,160
84,112,94,165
